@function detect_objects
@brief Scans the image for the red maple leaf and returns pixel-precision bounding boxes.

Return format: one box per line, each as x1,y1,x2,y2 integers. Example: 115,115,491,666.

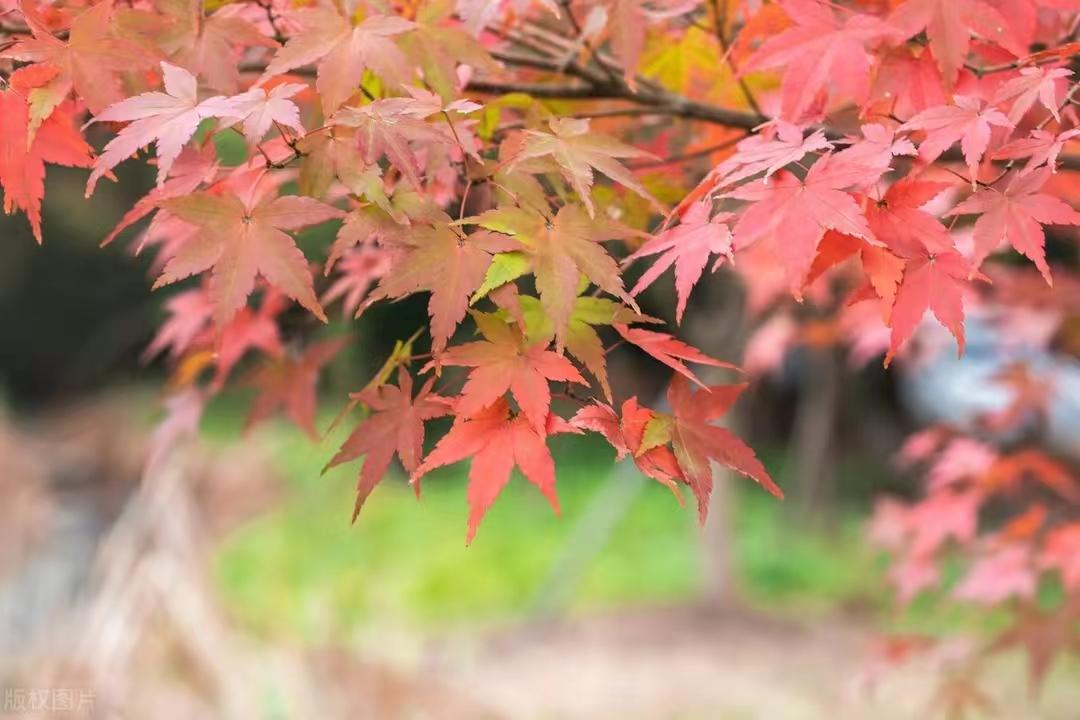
866,178,956,258
712,123,834,189
627,200,734,323
572,398,686,498
123,0,276,95
888,0,1023,85
330,95,457,190
992,128,1080,175
887,246,972,364
142,287,214,363
326,369,452,521
201,83,307,144
728,155,878,291
900,96,1013,183
614,324,735,388
322,247,394,318
412,398,579,543
362,226,511,354
953,545,1037,605
245,337,346,438
0,86,93,243
946,167,1080,283
742,0,895,120
1,0,153,116
991,66,1072,125
156,170,343,323
261,8,414,114
436,312,586,431
664,376,782,521
211,289,287,385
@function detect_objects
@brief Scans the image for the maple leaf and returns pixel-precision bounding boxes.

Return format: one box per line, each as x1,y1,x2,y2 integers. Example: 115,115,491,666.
673,123,832,217
246,338,346,438
155,173,344,323
853,179,955,309
991,66,1072,125
200,83,307,144
952,545,1037,605
326,202,414,271
728,155,877,291
0,88,93,243
362,225,511,354
102,143,220,247
399,0,500,100
572,398,686,497
888,0,1024,85
261,8,414,114
85,62,231,194
322,247,394,318
326,369,452,521
887,247,973,365
900,96,1013,184
868,47,948,121
209,290,287,386
614,323,735,388
330,95,457,190
519,293,648,402
741,0,895,121
436,312,586,432
988,604,1080,693
865,178,955,259
992,128,1080,175
640,22,732,102
122,0,277,95
508,118,659,217
466,204,639,347
711,123,833,189
144,283,286,385
834,124,917,174
142,286,214,363
2,0,153,117
660,376,782,521
627,200,734,322
946,167,1080,282
412,398,578,543
297,127,371,200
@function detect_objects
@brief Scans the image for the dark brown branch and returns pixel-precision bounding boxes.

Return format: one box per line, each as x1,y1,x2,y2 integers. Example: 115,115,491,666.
239,57,1080,173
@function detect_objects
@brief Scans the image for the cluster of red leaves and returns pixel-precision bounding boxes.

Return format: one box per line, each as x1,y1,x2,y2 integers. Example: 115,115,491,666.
0,0,795,542
4,5,1080,688
869,423,1080,707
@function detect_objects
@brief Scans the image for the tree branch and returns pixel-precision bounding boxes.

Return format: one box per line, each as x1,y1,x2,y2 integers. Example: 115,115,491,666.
248,55,1080,173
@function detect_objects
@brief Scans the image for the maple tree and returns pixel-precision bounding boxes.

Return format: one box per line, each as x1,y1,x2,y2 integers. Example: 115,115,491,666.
6,0,1080,708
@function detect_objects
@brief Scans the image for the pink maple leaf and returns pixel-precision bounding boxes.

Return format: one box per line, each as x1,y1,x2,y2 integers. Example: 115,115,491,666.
946,167,1080,283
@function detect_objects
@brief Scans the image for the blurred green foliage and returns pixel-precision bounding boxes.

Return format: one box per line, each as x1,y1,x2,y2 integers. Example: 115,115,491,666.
211,410,886,643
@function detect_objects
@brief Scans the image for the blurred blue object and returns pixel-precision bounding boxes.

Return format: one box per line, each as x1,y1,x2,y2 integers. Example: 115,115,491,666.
900,313,1080,460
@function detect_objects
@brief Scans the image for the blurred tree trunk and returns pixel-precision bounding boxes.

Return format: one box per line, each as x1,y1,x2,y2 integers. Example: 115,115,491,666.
788,344,840,525
684,270,749,611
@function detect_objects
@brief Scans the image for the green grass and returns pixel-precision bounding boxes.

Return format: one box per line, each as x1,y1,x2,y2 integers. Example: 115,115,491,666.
211,408,889,642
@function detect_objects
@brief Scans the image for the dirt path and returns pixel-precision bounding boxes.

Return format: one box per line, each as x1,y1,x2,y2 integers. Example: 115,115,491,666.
428,606,1080,720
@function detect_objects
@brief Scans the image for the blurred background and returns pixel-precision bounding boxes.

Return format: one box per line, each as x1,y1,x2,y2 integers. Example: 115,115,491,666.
2,163,1080,720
